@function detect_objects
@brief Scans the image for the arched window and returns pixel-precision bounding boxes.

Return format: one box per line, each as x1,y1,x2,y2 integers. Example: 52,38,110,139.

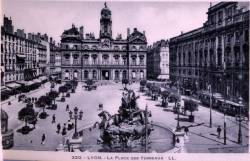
83,54,89,65
140,70,144,79
73,70,78,79
115,70,119,80
113,55,119,65
65,70,69,80
92,70,97,79
114,46,120,50
139,55,144,65
84,71,89,79
102,54,109,65
132,70,136,79
122,70,127,79
92,54,98,65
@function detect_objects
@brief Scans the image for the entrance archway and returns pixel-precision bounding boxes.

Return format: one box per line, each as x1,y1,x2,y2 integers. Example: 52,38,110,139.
102,70,110,80
73,70,78,79
122,70,127,79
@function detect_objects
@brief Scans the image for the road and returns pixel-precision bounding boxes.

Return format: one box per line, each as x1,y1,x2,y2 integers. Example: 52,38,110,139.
1,81,249,152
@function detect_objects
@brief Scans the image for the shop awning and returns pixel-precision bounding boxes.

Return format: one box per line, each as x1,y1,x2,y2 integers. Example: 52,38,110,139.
17,81,35,86
33,79,41,84
1,86,11,92
39,76,48,81
217,99,243,107
16,54,26,58
5,82,22,89
157,75,169,80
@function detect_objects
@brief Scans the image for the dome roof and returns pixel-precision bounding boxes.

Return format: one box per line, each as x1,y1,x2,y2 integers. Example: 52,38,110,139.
1,109,8,121
61,24,82,43
128,28,147,43
62,24,80,35
101,2,111,15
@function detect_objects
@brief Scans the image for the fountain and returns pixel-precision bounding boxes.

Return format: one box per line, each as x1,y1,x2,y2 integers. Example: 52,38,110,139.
79,89,175,152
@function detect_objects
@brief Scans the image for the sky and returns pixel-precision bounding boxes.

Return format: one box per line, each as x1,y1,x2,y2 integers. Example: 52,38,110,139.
2,0,212,45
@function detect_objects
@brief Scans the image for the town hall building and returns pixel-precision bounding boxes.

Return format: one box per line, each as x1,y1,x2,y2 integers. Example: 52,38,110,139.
60,3,147,82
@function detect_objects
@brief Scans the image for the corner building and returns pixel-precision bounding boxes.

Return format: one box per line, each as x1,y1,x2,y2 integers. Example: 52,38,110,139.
60,4,147,81
169,2,249,103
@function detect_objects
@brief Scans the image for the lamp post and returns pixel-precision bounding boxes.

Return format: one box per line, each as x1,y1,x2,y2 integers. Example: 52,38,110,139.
72,106,79,139
145,105,148,153
176,102,181,132
236,97,245,145
223,103,227,145
50,81,55,92
208,84,213,128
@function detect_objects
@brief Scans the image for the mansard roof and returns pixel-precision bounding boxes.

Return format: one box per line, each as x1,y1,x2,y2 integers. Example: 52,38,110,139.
128,28,147,44
61,24,82,43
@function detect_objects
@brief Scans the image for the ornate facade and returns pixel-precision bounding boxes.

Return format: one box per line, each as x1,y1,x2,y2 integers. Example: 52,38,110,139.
60,3,147,81
169,2,249,103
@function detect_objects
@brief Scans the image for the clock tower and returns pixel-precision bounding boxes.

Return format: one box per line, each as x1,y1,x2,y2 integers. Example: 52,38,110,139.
100,2,112,39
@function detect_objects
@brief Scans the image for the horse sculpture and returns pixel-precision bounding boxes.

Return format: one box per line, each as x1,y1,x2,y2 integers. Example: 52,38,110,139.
94,90,153,150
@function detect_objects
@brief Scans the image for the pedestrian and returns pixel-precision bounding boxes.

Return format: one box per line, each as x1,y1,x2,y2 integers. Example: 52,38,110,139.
66,104,69,111
62,126,67,136
52,114,56,123
57,123,61,134
41,133,46,145
184,126,189,135
8,101,11,105
66,139,70,151
217,126,222,138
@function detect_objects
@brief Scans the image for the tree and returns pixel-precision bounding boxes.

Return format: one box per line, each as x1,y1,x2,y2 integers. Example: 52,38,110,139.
48,91,59,109
65,83,72,91
71,79,78,89
161,90,170,107
86,79,93,86
18,106,36,121
59,86,67,97
140,80,147,92
48,91,59,105
184,99,198,122
122,78,129,89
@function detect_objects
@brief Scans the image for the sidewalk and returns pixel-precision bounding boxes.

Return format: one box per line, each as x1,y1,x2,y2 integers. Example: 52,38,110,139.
131,83,249,153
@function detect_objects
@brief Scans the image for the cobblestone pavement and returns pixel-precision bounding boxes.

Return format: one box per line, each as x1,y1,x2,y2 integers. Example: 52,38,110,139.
1,82,248,152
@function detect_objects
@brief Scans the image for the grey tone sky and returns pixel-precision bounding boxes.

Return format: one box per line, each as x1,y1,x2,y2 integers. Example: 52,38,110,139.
2,0,212,45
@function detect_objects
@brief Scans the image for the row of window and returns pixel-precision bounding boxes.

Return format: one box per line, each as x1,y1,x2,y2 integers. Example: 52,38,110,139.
64,70,144,80
175,29,248,52
62,44,145,51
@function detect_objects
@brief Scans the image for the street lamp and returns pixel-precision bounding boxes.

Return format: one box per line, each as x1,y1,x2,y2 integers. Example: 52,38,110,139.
236,97,245,145
223,102,227,145
208,84,213,128
176,102,181,132
72,106,79,139
50,81,55,91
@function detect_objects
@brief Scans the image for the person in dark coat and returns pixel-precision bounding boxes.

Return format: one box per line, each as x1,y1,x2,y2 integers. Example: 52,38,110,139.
184,126,189,135
57,123,61,134
66,104,69,111
52,114,56,123
41,133,46,144
217,126,222,138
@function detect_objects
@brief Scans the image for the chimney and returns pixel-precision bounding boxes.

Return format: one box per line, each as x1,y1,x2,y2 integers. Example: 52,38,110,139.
143,30,145,35
80,26,84,39
127,28,130,37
